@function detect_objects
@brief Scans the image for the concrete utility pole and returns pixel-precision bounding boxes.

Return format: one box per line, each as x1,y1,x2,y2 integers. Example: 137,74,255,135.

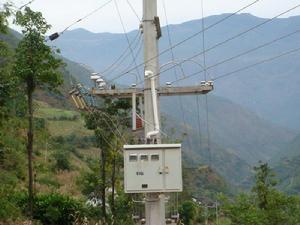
72,1,213,224
142,0,165,224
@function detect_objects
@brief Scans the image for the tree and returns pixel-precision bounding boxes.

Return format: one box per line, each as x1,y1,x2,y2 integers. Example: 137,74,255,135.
179,200,197,225
0,3,13,118
84,99,130,223
222,163,300,225
252,162,277,210
14,7,63,216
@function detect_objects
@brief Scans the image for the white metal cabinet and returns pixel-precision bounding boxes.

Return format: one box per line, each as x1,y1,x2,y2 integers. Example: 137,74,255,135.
123,144,182,193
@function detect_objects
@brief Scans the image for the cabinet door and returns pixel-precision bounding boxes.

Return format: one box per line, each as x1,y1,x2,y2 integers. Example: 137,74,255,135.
126,150,164,192
164,149,182,191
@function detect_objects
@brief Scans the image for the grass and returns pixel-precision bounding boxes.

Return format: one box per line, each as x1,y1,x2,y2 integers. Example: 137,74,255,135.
219,218,231,225
47,119,92,137
34,100,92,137
35,106,79,119
30,101,95,198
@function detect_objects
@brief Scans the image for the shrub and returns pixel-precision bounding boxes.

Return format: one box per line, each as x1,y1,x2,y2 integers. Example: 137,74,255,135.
15,192,87,225
0,186,22,221
179,200,197,225
53,149,71,171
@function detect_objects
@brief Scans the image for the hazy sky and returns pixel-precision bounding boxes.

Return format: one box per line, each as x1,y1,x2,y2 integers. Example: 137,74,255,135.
7,0,300,34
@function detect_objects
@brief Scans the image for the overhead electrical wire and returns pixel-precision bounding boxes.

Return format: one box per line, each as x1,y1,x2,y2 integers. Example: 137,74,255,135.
109,0,262,82
201,0,208,81
167,46,300,86
61,0,114,34
135,3,300,85
213,46,300,81
162,0,192,151
89,108,129,146
103,34,143,79
126,0,141,22
115,38,143,79
100,32,142,76
46,0,114,41
99,110,128,144
19,0,36,9
169,28,300,84
199,0,212,167
196,96,202,151
113,0,142,82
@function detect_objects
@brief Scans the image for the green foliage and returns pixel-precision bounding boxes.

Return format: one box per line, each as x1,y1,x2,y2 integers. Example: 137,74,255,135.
15,192,87,225
112,192,134,225
14,7,63,92
0,3,17,119
0,118,26,178
222,163,300,225
179,200,197,225
252,163,277,209
37,176,61,189
52,149,71,171
84,99,131,221
76,156,101,197
0,160,23,221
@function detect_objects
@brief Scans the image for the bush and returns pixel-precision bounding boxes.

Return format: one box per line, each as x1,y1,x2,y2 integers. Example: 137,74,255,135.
0,186,22,221
179,200,197,225
34,118,46,130
53,149,71,171
15,192,87,225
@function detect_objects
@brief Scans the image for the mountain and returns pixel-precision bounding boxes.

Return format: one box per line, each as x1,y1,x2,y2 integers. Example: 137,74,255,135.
271,134,300,163
161,94,294,186
51,13,300,131
0,28,92,108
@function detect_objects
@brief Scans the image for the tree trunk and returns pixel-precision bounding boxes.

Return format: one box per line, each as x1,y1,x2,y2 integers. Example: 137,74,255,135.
27,82,34,217
101,148,107,221
111,153,116,219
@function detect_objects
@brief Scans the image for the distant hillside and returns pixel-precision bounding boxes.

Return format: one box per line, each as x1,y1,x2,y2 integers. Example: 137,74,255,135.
0,29,91,94
161,95,295,186
52,14,300,130
270,134,300,194
273,155,300,195
183,166,233,199
272,134,300,163
162,95,294,163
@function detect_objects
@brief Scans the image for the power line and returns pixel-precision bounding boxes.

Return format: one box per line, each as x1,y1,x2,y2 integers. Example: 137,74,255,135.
213,46,300,81
19,0,36,9
89,108,129,145
162,0,193,151
100,32,141,76
201,0,208,81
59,0,114,35
113,36,143,80
114,0,142,82
200,0,212,167
204,95,212,167
196,96,202,151
170,28,300,84
136,3,300,85
126,0,141,22
109,0,261,82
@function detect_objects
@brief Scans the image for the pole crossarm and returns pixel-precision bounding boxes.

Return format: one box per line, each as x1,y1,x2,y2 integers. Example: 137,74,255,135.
159,85,213,96
91,85,213,98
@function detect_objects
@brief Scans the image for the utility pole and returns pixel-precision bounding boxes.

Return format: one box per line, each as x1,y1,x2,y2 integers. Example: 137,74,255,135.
142,0,165,224
70,1,213,225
